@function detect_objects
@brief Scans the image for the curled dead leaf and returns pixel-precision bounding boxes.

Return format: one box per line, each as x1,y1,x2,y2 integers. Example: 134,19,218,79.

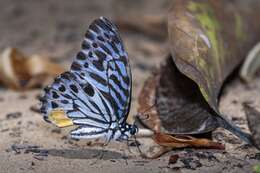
137,57,218,135
153,133,225,150
142,132,224,159
168,0,260,112
0,48,65,90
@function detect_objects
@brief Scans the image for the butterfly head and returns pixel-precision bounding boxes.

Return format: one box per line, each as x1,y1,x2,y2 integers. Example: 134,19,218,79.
129,124,138,136
117,123,138,141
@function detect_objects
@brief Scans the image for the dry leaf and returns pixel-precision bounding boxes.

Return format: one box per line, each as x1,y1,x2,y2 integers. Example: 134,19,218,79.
142,132,224,159
166,0,259,144
0,48,65,90
138,58,218,134
153,133,225,150
168,0,260,112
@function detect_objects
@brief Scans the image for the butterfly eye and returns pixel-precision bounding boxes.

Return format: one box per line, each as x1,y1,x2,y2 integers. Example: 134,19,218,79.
130,128,136,135
130,125,138,135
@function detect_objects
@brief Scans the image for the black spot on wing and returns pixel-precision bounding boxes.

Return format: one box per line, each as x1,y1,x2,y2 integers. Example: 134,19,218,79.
69,84,79,93
83,83,95,97
41,106,47,114
89,23,100,34
71,62,82,71
97,35,105,42
92,50,107,71
60,72,75,81
85,31,94,40
64,94,73,99
93,60,104,71
52,91,59,99
95,50,107,60
84,62,89,68
88,52,93,58
44,87,50,93
61,100,69,104
82,41,91,50
76,52,87,60
121,56,128,66
51,101,59,109
58,85,66,92
92,42,98,48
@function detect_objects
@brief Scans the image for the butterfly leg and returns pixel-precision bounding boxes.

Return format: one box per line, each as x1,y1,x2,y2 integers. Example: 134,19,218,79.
126,139,134,154
90,144,106,166
133,135,146,158
90,131,113,165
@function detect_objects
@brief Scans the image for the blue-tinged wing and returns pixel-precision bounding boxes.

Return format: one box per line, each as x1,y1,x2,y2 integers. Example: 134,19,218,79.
70,17,132,122
40,17,132,138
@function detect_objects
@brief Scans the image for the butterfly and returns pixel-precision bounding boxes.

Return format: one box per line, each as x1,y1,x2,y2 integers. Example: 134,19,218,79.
40,17,138,144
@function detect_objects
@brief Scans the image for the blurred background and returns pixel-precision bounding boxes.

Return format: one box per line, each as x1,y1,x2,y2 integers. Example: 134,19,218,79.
0,0,170,109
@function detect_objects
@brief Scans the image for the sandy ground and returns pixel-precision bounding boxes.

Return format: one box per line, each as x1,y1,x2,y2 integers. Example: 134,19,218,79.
0,1,259,173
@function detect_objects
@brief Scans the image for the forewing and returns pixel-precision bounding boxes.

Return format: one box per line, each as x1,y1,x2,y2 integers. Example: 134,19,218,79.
70,17,132,121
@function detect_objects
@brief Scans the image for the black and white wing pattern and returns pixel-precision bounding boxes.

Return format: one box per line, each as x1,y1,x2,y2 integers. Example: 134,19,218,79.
40,17,132,140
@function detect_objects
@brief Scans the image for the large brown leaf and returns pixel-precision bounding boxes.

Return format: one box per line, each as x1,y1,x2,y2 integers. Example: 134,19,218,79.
168,0,260,112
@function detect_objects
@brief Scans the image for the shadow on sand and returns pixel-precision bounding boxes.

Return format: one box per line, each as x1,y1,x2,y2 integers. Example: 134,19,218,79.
11,144,128,160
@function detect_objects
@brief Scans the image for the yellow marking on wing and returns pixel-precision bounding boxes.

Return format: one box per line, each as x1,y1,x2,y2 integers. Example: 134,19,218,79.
48,110,73,128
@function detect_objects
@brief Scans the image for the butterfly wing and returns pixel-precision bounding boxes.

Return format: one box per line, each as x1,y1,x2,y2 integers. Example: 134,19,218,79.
40,17,132,139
